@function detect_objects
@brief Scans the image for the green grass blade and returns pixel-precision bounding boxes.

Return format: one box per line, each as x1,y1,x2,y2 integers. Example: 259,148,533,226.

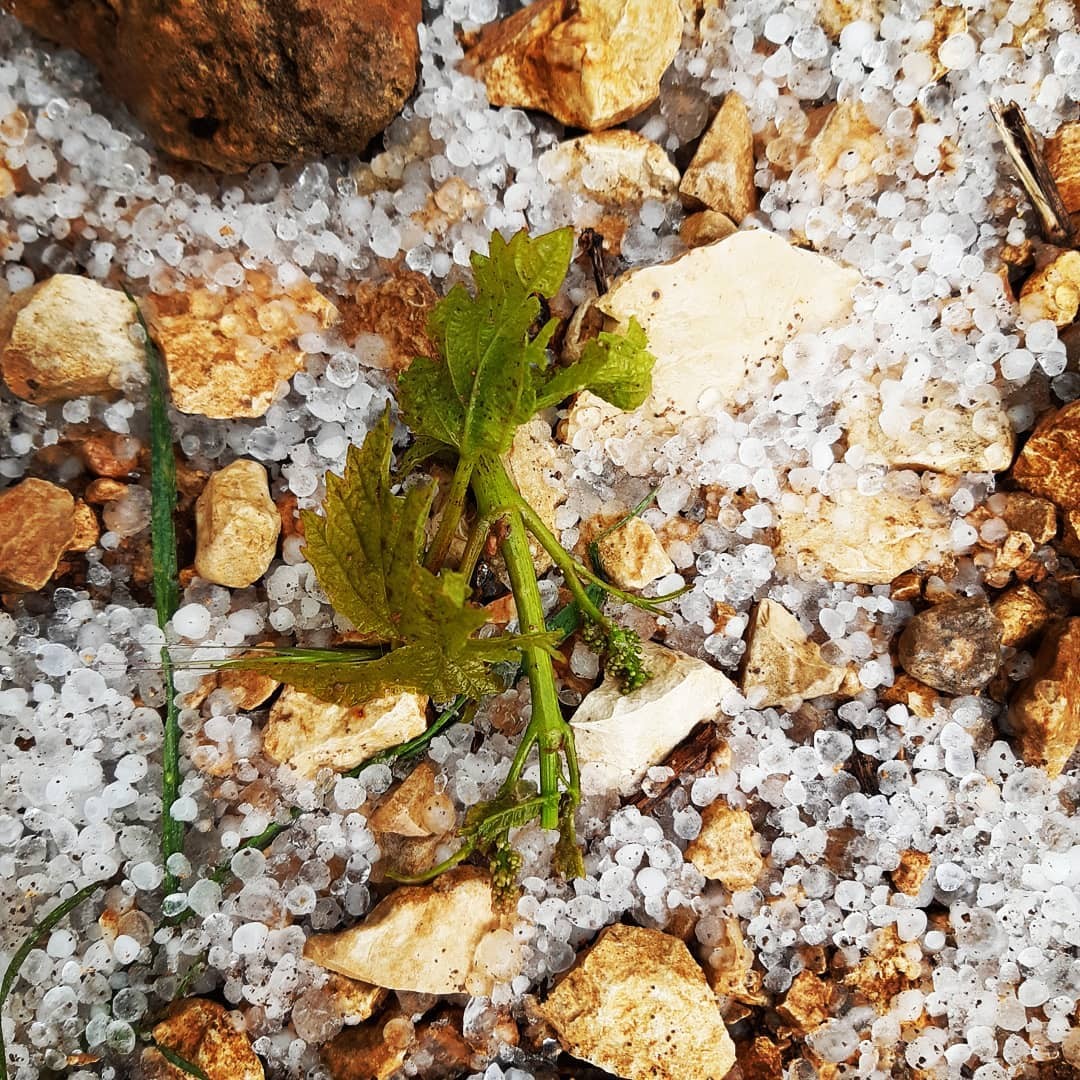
154,1042,211,1080
0,882,102,1080
130,297,184,893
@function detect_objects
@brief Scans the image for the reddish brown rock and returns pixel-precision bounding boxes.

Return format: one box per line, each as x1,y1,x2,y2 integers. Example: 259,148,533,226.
5,0,421,170
0,479,76,592
142,998,263,1080
339,271,439,375
1008,618,1080,778
777,970,831,1033
1013,402,1080,511
890,849,932,896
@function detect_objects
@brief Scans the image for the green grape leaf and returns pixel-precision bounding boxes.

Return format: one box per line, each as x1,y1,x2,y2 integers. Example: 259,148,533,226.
226,410,557,706
399,228,575,460
534,318,655,412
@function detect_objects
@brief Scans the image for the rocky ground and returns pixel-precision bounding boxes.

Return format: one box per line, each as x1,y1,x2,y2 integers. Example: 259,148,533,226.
1,0,1080,1078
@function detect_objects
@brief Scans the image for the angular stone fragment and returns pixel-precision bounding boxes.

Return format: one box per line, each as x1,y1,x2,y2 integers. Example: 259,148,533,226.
571,642,736,796
996,491,1058,544
537,923,736,1080
898,597,1002,696
1008,618,1080,778
593,230,860,422
539,130,679,210
779,489,949,586
741,598,845,707
68,501,101,554
992,585,1052,648
738,1037,783,1080
841,379,1014,475
322,974,387,1026
594,517,674,591
879,673,938,719
464,0,682,131
1013,401,1080,510
0,275,143,404
1045,121,1080,215
685,802,764,891
184,660,281,712
7,0,421,170
679,92,757,222
844,925,923,1013
890,849,932,896
304,868,500,995
194,460,280,588
263,686,427,778
503,418,568,574
680,210,738,248
0,479,76,592
141,998,263,1080
703,917,765,1004
777,970,831,1033
322,1014,407,1080
146,270,338,419
810,101,887,187
339,270,439,376
367,762,451,838
1019,250,1080,327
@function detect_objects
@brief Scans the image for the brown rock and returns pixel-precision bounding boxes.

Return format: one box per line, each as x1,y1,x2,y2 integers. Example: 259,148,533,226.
263,686,428,778
679,92,757,222
304,868,501,995
1013,401,1080,510
0,479,76,592
184,658,281,712
844,925,923,1013
1019,249,1080,327
1008,618,1080,778
738,1037,784,1080
0,275,143,404
537,923,736,1080
891,849,932,896
84,478,129,505
463,0,682,131
194,460,280,588
7,1,421,170
322,1013,408,1080
996,491,1057,544
777,970,831,1033
992,584,1052,648
685,802,764,891
594,516,675,591
339,271,439,375
141,998,263,1080
680,210,738,248
1045,121,1080,215
77,432,143,478
146,270,338,419
322,973,387,1026
810,101,888,188
898,597,1003,696
68,501,101,554
742,598,846,707
1062,508,1080,557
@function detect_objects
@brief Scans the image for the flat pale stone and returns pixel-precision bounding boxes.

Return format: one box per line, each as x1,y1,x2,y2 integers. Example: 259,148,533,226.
594,229,860,422
679,92,757,221
537,923,736,1080
539,130,679,208
843,379,1013,474
503,418,568,574
0,275,143,403
684,802,764,890
464,0,682,131
571,642,736,796
194,459,281,588
367,761,445,838
263,686,427,778
0,478,76,592
594,517,674,590
303,867,500,995
779,489,950,586
741,598,845,707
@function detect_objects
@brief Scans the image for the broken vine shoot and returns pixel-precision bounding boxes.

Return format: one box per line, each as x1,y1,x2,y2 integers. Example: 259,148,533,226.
224,226,680,898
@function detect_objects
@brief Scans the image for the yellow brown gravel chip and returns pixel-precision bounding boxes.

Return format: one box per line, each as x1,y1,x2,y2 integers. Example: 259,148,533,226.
142,998,263,1080
0,478,76,592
